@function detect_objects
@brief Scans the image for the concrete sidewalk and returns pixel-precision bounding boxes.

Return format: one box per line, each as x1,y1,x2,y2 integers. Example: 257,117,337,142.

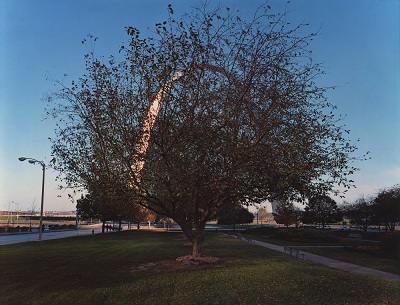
0,225,103,245
231,234,400,281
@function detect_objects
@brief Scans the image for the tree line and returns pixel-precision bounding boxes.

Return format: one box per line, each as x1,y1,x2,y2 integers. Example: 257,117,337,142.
273,185,400,231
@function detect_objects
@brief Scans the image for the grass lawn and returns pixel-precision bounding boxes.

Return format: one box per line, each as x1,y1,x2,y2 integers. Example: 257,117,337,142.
0,230,399,305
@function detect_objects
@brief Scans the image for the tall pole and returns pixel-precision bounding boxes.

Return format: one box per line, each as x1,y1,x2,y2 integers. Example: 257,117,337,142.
7,201,10,226
39,163,45,240
18,157,45,241
15,202,19,224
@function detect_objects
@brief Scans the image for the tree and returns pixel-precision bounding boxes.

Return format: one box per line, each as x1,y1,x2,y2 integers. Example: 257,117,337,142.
76,193,115,233
342,197,374,232
292,206,304,228
303,195,341,227
77,186,151,232
46,3,362,258
257,207,271,225
373,185,400,231
273,201,301,227
217,206,254,231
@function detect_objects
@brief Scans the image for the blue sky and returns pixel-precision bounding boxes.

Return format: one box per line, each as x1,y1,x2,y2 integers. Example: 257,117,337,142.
1,0,399,212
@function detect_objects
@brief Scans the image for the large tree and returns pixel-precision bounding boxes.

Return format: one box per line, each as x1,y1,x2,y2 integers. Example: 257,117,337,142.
303,195,341,227
257,207,272,225
273,201,302,228
46,3,362,258
342,197,374,232
373,185,400,231
217,206,254,231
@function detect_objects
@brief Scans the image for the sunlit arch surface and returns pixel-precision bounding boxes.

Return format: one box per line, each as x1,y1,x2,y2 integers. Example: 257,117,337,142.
132,64,232,183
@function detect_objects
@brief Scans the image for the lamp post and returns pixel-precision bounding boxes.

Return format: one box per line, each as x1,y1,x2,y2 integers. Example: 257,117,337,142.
7,201,10,226
14,202,19,224
18,157,45,240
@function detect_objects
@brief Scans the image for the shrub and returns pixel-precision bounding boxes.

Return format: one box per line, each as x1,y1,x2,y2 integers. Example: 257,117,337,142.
380,232,400,259
7,227,17,233
51,224,61,230
245,227,339,243
276,228,338,242
244,226,278,236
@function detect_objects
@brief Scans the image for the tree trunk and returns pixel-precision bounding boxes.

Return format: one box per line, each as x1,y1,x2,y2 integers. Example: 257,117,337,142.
178,220,206,259
191,232,204,258
102,219,106,233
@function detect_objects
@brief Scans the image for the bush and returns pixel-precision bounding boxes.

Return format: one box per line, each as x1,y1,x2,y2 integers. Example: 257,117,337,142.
380,232,400,259
7,227,17,233
245,227,339,243
51,224,61,230
244,226,278,236
276,228,338,242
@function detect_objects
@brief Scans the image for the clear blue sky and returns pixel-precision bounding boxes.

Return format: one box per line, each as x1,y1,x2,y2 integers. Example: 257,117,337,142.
1,0,399,212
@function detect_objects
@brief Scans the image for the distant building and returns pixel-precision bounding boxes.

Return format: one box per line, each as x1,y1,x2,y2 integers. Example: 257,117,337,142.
270,199,280,214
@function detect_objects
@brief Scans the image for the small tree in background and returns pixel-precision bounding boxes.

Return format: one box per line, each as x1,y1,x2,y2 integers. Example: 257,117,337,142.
303,195,341,227
257,207,271,225
273,201,300,227
342,197,374,232
373,185,400,231
217,206,254,232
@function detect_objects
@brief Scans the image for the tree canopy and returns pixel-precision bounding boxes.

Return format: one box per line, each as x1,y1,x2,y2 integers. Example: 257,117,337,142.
46,3,362,257
303,195,341,227
341,197,374,232
273,201,302,227
217,206,254,230
373,185,400,231
340,185,399,231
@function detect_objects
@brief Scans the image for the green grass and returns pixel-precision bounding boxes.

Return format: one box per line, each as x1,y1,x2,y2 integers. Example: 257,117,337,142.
0,231,399,305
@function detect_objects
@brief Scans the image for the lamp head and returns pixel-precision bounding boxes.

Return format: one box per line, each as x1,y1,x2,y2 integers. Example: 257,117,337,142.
18,157,27,162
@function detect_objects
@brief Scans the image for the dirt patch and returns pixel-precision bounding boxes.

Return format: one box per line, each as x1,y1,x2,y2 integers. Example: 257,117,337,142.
131,256,223,273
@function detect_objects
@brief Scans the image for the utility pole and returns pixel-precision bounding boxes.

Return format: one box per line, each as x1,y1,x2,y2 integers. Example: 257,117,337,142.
7,201,10,226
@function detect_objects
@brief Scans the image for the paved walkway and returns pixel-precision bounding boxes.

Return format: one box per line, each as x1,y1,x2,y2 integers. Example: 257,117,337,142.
229,234,400,281
0,225,103,245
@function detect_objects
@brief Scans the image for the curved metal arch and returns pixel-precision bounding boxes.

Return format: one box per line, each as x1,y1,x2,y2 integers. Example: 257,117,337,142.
132,63,234,182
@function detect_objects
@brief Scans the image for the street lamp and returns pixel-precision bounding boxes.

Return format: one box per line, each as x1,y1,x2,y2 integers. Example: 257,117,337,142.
13,201,20,224
18,157,45,240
